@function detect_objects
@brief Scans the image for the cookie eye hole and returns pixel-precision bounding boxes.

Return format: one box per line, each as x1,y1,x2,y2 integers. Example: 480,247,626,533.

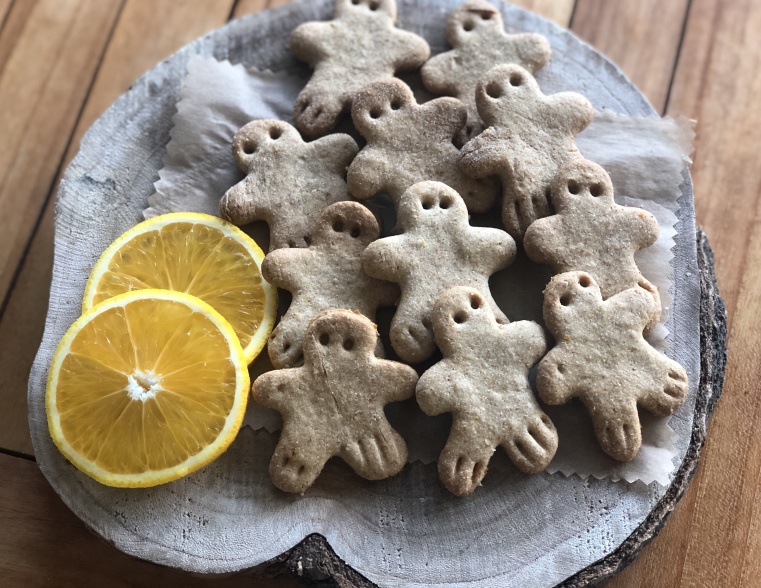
559,294,571,306
303,235,312,246
343,338,355,351
332,218,345,232
369,0,379,10
390,98,402,110
422,197,435,210
283,341,291,352
351,0,360,4
350,225,361,238
579,275,591,288
567,180,580,195
463,19,475,31
589,184,603,197
369,107,382,119
470,294,482,309
556,363,565,374
481,12,492,20
485,81,503,99
453,312,467,324
509,73,523,87
319,333,330,346
243,141,256,155
269,128,282,140
287,239,296,248
439,197,452,209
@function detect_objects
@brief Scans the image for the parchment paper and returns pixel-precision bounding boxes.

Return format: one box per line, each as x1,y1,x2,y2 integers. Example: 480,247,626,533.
146,56,693,485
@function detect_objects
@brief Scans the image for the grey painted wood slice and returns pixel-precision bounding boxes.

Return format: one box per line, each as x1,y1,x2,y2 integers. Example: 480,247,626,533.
27,1,726,586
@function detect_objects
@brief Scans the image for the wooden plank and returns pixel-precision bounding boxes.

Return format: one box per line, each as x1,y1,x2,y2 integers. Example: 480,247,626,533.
0,0,236,456
231,0,268,18
0,0,122,306
0,453,301,587
0,0,35,77
0,0,12,30
571,0,690,113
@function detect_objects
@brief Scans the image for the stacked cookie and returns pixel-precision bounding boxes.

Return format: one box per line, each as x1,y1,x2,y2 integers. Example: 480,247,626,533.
220,0,688,496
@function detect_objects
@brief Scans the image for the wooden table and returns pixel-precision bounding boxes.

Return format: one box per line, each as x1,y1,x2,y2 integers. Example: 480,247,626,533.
0,0,755,585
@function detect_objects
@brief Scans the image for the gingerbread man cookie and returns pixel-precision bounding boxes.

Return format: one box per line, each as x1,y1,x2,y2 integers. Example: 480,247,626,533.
347,78,498,213
220,119,358,251
524,158,661,329
417,286,557,496
421,0,551,143
289,0,430,138
537,272,688,462
362,181,514,363
459,64,594,240
262,201,398,368
253,309,418,493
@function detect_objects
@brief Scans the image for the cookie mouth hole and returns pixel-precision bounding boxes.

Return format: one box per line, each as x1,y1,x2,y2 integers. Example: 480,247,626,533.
369,108,382,119
343,338,355,351
556,363,565,374
579,275,591,287
559,294,571,306
269,128,282,140
319,333,330,346
350,225,361,238
567,180,580,195
332,218,345,232
470,294,482,309
590,183,602,197
422,198,435,210
509,73,523,87
453,312,467,324
485,81,503,99
287,239,296,248
463,20,474,31
243,141,256,155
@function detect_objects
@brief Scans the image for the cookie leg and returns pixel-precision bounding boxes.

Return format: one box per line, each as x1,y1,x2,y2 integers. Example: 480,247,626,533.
269,429,332,494
501,412,558,474
639,360,688,416
293,85,344,139
267,315,308,368
389,302,436,363
588,398,642,462
340,421,408,481
536,352,576,405
438,422,494,496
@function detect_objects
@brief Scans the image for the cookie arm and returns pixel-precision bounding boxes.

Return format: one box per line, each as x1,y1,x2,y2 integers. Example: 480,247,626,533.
459,127,508,179
289,22,333,66
347,150,392,200
465,226,516,274
622,207,659,249
420,52,460,96
389,29,431,71
424,97,468,136
536,348,576,405
372,360,418,403
361,236,410,283
606,286,660,333
547,92,594,135
514,33,552,72
260,249,310,292
252,369,300,413
523,217,560,265
312,133,360,173
416,363,466,416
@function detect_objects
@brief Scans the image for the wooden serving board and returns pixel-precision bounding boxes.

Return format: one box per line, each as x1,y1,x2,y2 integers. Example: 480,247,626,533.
27,1,727,585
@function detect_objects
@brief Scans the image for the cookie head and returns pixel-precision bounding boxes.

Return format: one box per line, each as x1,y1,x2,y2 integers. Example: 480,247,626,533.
230,119,299,173
398,181,468,230
335,0,396,19
312,201,381,249
446,0,502,46
303,309,378,360
476,64,541,121
351,78,414,137
431,286,504,354
551,158,615,211
543,271,601,326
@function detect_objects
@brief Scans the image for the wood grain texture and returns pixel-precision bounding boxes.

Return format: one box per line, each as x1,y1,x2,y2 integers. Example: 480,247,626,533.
0,0,237,455
0,453,303,587
0,0,12,30
571,0,689,113
0,0,122,305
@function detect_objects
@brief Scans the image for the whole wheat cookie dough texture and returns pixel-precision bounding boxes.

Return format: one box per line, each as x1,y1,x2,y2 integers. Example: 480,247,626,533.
362,181,514,364
459,64,593,240
524,158,662,330
219,119,358,251
537,272,688,462
262,201,398,368
347,78,499,213
289,0,430,138
253,309,418,494
421,0,551,144
417,286,557,496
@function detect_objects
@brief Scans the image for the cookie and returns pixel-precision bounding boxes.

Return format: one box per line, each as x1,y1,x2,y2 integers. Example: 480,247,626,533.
537,271,688,462
289,0,430,138
459,64,594,240
347,78,499,213
362,181,514,363
524,158,662,329
253,309,418,494
421,0,551,143
262,201,398,368
417,286,556,496
220,119,358,251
